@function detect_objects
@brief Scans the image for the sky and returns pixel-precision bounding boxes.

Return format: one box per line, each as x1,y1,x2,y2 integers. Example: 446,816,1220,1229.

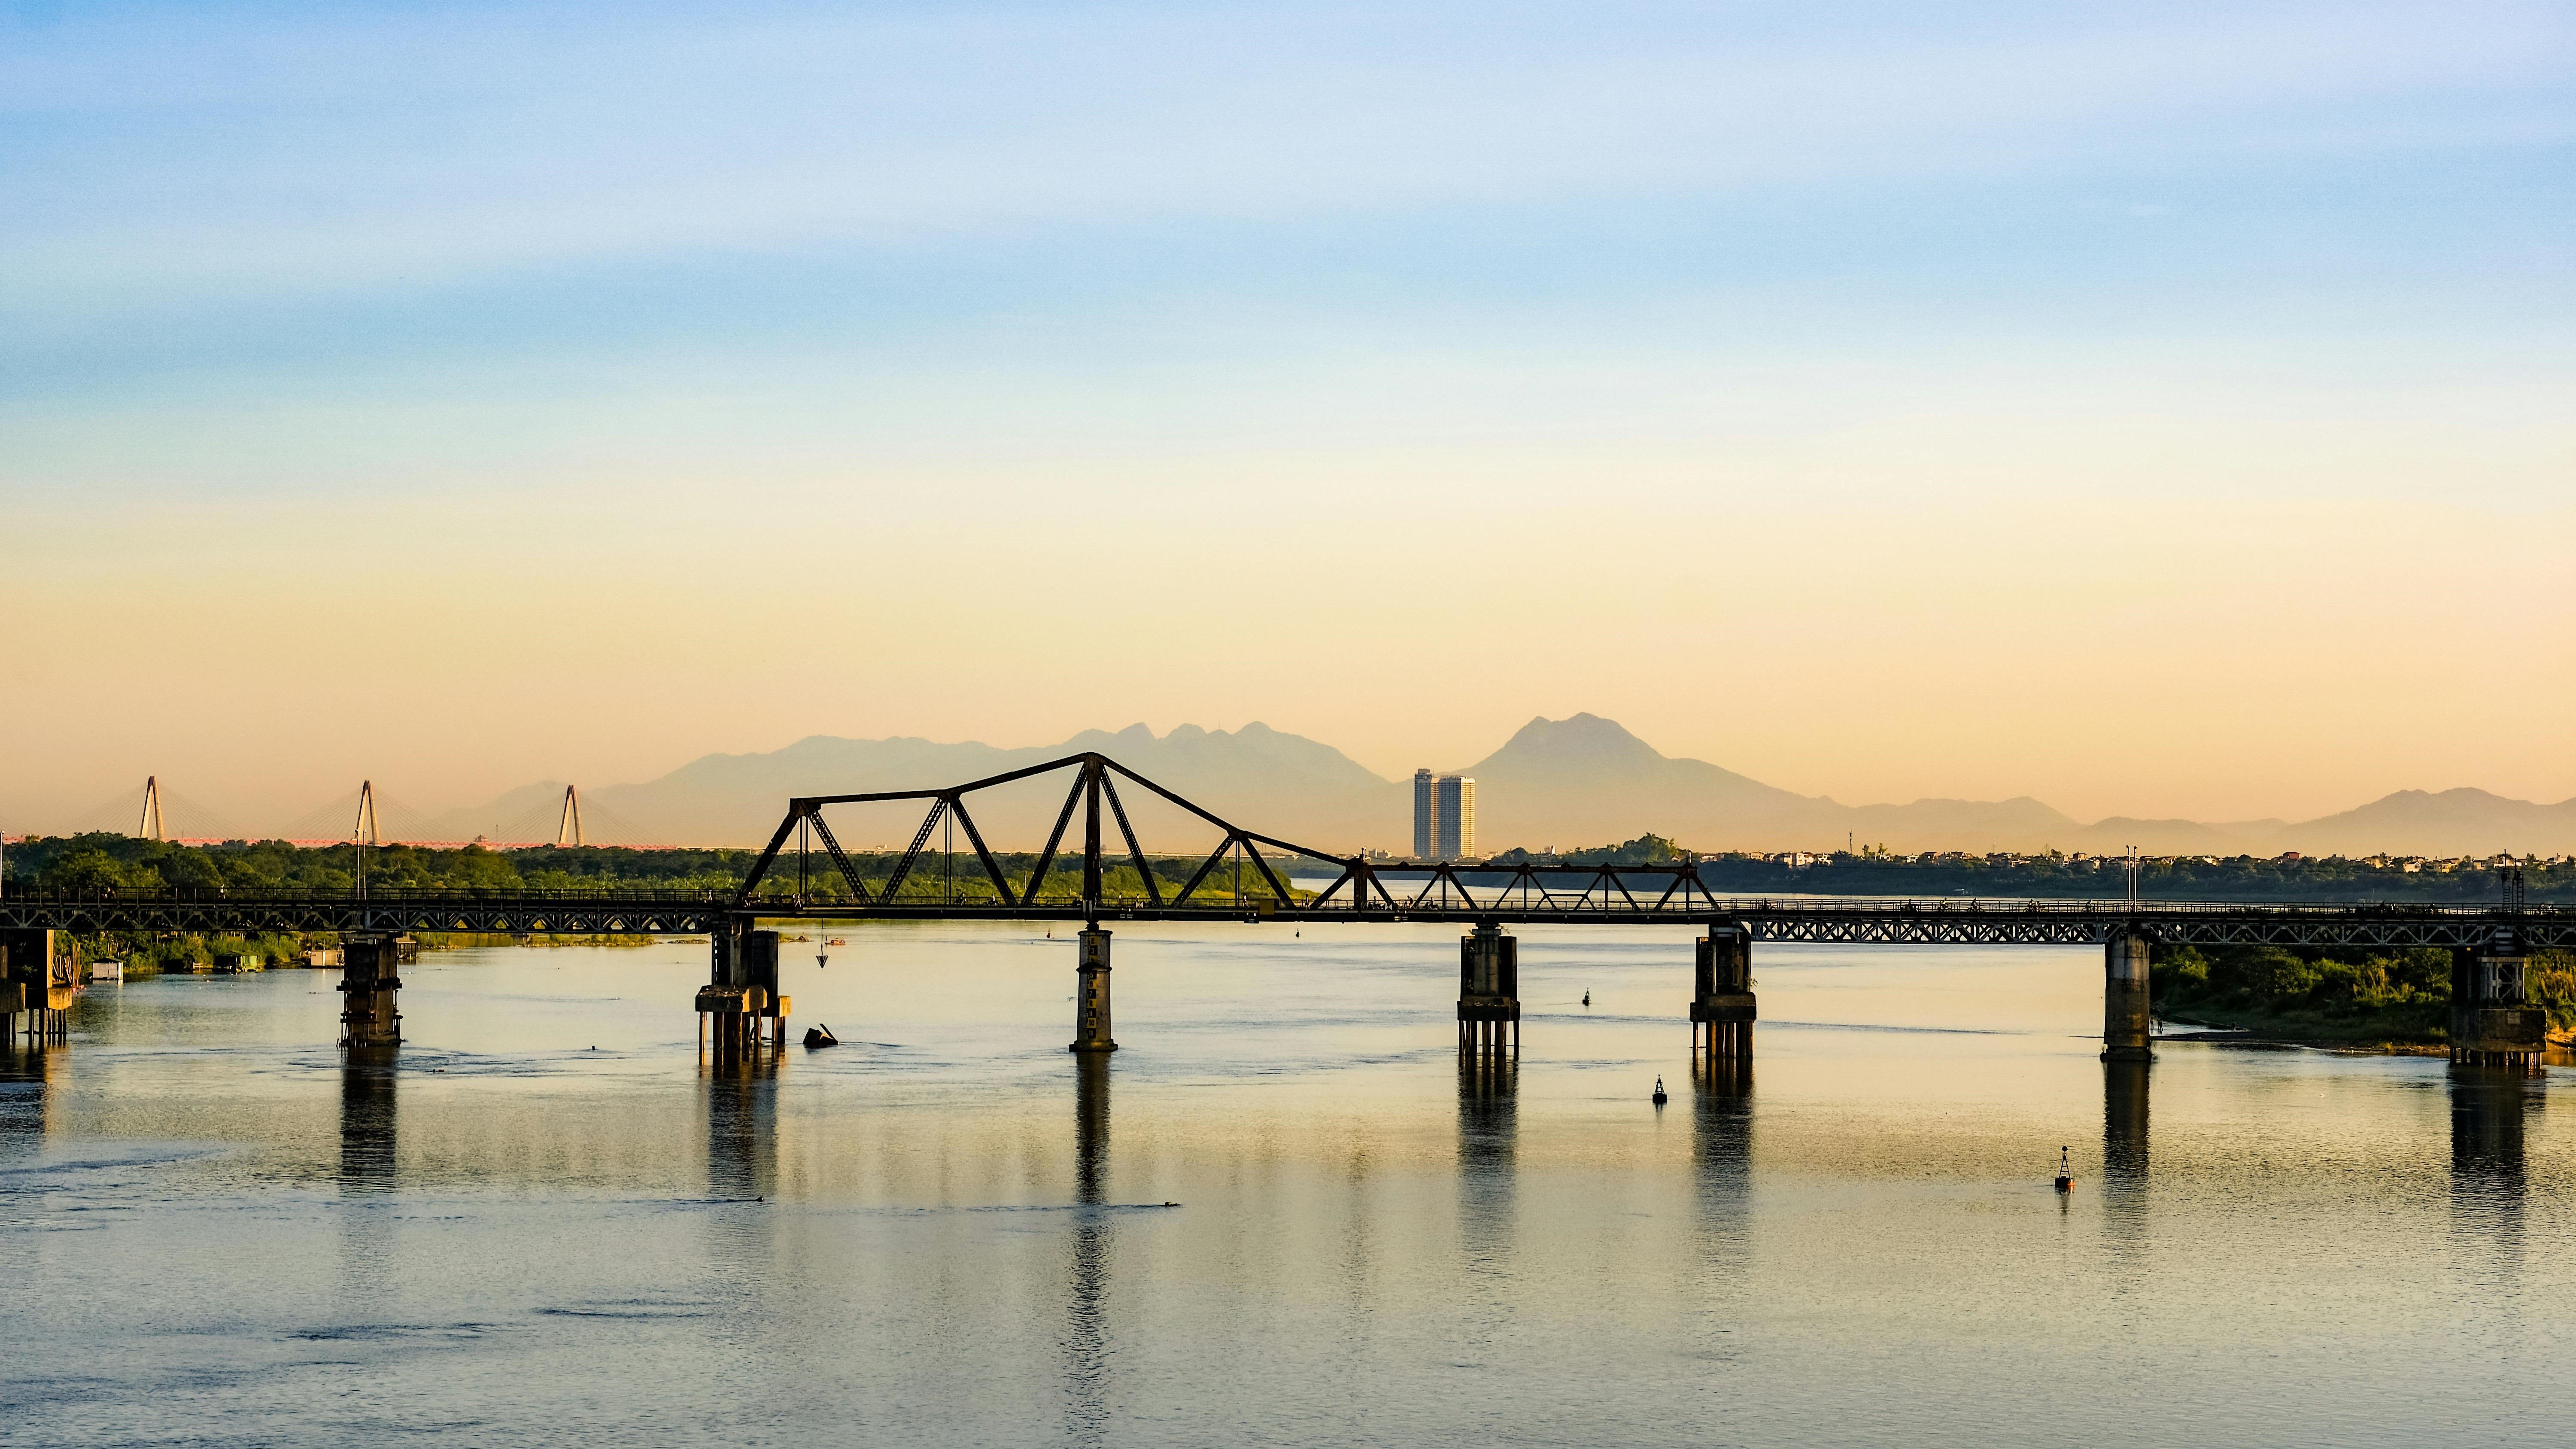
3,0,2571,835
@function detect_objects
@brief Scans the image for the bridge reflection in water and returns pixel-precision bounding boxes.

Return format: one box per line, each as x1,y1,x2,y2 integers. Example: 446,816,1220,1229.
705,1063,778,1204
2449,1068,2533,1235
1064,1054,1114,1449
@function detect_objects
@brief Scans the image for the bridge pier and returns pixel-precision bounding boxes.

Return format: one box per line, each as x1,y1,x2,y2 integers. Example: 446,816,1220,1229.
2101,931,2153,1062
2,928,73,1042
339,932,404,1047
698,921,787,1064
1457,920,1519,1062
1070,927,1117,1052
2451,928,2545,1072
1689,924,1755,1065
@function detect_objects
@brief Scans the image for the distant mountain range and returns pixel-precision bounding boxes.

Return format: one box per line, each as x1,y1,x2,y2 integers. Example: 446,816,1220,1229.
429,714,2576,858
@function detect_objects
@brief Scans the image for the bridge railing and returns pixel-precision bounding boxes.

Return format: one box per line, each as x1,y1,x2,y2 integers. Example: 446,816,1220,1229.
0,885,739,906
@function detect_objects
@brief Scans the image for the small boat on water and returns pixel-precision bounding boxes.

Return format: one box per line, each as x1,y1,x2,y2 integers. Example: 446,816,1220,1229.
803,1024,840,1049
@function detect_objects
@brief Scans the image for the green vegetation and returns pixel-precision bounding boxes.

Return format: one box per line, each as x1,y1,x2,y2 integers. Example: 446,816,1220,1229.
2151,944,2576,1047
0,832,1304,908
1479,843,2571,904
1490,834,1689,866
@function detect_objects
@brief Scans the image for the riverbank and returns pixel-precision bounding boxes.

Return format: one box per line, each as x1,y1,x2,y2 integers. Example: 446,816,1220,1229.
2150,942,2576,1053
2159,1007,2451,1052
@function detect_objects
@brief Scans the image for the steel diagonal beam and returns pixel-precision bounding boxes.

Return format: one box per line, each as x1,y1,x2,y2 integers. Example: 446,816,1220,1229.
732,812,803,908
1311,861,1355,908
948,797,1015,905
875,799,949,904
801,753,1095,807
1239,839,1294,910
1021,773,1088,906
808,811,874,906
1609,871,1640,911
1097,759,1349,864
1098,774,1163,907
1171,835,1237,905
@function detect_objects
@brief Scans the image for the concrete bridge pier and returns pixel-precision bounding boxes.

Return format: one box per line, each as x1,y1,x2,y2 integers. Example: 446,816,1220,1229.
698,922,786,1063
3,928,75,1042
1457,920,1519,1062
2101,931,2154,1062
1070,927,1116,1052
2450,928,2546,1072
1690,924,1755,1064
338,933,404,1047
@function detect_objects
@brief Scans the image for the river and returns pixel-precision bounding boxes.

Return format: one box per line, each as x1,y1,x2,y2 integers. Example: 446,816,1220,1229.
3,924,2569,1446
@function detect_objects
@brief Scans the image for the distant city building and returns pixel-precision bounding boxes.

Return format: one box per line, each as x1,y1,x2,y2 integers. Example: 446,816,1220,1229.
1434,775,1475,861
1407,769,1476,860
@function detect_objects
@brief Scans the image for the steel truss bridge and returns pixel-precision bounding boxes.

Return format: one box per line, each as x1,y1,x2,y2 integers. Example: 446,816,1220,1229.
3,753,2564,950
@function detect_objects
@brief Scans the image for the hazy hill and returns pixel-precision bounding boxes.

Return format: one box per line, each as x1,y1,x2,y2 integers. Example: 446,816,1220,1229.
1458,714,1823,849
431,714,2576,857
2270,788,2576,858
429,723,1403,852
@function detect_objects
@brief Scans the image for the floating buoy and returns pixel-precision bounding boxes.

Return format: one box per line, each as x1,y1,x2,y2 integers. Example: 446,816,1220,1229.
2053,1145,2073,1192
1651,1075,1668,1106
1582,990,1591,1007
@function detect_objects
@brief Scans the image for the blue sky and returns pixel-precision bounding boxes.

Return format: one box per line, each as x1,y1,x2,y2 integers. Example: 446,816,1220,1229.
2,0,2571,825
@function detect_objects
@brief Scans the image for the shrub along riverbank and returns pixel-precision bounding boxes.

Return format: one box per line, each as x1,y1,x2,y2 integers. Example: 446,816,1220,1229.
2153,943,2576,1048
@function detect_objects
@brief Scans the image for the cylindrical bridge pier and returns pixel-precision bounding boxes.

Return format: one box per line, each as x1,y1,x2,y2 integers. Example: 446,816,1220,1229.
1070,927,1117,1053
2102,931,2153,1063
1690,924,1755,1064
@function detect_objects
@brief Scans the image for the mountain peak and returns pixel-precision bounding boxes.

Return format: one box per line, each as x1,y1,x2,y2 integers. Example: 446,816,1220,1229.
1482,713,1668,771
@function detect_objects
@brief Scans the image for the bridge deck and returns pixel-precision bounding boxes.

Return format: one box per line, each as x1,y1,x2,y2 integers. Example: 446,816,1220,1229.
3,889,2564,949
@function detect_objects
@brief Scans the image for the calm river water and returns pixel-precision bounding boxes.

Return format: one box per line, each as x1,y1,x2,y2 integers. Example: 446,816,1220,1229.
4,924,2571,1447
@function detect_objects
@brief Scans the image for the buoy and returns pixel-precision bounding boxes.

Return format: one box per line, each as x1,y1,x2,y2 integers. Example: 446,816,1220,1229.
2053,1145,2073,1193
1582,990,1591,1007
1651,1075,1668,1106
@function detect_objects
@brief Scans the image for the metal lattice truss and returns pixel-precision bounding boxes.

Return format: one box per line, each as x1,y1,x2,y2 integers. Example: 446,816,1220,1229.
1727,902,2568,949
735,752,1321,913
0,893,731,937
5,750,2565,949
